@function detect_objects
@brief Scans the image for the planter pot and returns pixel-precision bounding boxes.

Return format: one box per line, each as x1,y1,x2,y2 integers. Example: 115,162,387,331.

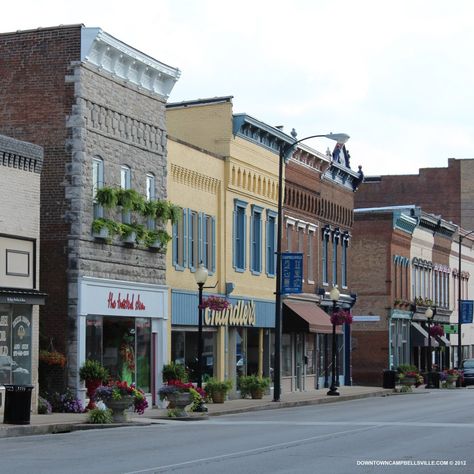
210,391,226,404
121,232,137,245
85,379,103,410
106,396,134,422
147,240,163,250
446,375,458,388
166,392,191,416
400,377,417,387
250,388,264,400
92,228,109,240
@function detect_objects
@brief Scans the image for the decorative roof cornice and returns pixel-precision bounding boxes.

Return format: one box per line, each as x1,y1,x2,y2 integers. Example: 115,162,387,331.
81,27,181,99
0,134,43,174
322,161,363,192
232,114,294,154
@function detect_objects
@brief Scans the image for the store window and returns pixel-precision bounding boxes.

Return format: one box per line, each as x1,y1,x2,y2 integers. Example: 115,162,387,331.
305,334,316,375
0,304,32,385
282,333,292,376
171,330,216,382
85,316,151,392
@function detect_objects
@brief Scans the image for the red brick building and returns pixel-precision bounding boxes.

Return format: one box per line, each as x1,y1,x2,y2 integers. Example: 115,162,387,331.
282,141,362,390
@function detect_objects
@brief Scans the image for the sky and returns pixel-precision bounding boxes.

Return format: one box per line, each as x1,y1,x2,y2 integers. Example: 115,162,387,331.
1,0,474,176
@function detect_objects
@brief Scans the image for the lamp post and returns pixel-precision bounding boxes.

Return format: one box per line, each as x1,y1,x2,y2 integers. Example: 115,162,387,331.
458,229,474,369
194,262,209,389
425,306,435,389
327,285,341,396
273,132,349,402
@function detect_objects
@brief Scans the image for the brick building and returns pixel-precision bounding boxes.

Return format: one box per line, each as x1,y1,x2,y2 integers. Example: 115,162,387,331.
0,134,45,413
282,140,362,390
354,158,474,231
349,206,468,385
0,25,180,403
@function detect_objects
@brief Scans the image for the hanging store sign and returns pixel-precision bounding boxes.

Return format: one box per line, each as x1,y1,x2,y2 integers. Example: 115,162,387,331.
443,324,458,334
204,300,256,327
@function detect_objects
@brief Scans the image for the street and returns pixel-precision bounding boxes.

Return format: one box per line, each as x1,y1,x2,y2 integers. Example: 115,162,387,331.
1,390,473,474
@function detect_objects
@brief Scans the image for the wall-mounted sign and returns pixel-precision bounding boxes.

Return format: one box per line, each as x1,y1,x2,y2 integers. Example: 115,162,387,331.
79,277,166,318
443,324,458,334
204,300,256,327
353,315,381,322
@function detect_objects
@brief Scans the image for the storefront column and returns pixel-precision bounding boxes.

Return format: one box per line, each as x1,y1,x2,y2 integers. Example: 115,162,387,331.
216,326,226,380
228,328,237,397
258,328,264,377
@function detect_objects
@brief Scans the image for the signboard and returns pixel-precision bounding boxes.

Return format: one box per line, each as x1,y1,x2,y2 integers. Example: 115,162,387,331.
443,324,458,334
353,315,381,322
460,300,474,324
281,253,303,294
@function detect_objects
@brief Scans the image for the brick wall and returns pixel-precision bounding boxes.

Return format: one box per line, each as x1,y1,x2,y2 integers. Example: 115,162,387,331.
355,160,463,227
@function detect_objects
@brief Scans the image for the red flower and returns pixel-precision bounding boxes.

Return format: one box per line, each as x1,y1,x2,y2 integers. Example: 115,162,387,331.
199,296,230,312
330,309,352,326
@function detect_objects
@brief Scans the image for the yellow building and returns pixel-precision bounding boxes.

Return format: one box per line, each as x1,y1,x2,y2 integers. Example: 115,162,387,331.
166,97,294,393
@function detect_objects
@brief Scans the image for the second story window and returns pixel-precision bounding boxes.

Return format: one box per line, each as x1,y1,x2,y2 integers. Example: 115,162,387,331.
173,208,186,269
322,228,330,285
266,211,277,277
146,173,156,229
92,157,104,218
233,199,248,272
341,234,348,288
189,211,199,270
307,229,314,282
201,214,216,273
332,230,340,286
250,205,263,274
120,165,131,223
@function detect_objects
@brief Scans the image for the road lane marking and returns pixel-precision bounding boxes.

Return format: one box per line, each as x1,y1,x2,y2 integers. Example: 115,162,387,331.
124,426,376,473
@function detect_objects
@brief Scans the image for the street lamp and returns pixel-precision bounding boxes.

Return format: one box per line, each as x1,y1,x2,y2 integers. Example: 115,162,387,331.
327,285,341,396
194,262,209,389
425,306,435,389
458,229,474,369
273,132,349,402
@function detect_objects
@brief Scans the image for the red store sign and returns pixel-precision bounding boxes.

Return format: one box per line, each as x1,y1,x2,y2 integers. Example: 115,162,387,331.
107,292,146,311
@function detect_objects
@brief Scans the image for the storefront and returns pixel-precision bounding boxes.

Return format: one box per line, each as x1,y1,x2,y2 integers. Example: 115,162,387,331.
171,290,274,395
282,299,344,392
78,276,168,405
0,290,45,413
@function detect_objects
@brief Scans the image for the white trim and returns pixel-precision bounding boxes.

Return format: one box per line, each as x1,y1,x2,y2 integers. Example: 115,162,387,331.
81,27,181,98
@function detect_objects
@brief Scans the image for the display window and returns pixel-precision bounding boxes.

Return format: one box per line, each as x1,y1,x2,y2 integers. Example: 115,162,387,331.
86,316,151,393
0,304,32,385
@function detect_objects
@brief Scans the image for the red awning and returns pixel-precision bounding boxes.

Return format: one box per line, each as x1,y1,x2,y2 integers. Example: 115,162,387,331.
283,300,342,334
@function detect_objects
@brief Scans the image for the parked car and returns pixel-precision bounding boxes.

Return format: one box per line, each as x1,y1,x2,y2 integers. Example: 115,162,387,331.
461,359,474,386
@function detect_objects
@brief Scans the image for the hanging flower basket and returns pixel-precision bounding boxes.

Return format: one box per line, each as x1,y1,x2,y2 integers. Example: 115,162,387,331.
429,324,445,338
39,350,66,368
330,309,353,326
199,296,230,312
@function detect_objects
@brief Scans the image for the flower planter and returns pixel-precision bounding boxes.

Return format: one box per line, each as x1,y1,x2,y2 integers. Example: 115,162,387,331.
250,388,264,400
400,376,417,387
92,228,109,240
210,391,226,404
106,395,134,422
446,375,458,388
85,379,103,410
121,232,137,245
166,392,192,416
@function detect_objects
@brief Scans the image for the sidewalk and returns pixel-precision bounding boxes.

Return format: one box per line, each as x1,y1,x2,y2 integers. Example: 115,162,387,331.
0,386,392,438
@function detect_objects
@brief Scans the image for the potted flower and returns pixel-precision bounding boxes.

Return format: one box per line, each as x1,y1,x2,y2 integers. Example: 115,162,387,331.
204,378,232,403
199,296,230,312
158,379,206,417
162,362,188,383
95,380,148,422
442,368,460,388
239,375,271,399
39,350,66,368
95,187,118,209
79,359,109,410
330,309,353,326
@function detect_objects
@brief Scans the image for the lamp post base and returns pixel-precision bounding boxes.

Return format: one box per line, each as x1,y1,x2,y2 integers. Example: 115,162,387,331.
327,387,340,396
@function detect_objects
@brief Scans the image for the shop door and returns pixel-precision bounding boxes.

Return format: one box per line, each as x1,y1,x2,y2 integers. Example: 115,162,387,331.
295,333,304,391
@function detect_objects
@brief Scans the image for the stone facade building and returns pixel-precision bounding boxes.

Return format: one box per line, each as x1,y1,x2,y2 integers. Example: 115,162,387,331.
0,134,45,413
0,25,180,403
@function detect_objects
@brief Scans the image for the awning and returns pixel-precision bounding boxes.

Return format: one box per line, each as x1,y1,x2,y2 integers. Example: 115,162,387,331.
411,321,438,347
283,300,342,334
437,334,450,346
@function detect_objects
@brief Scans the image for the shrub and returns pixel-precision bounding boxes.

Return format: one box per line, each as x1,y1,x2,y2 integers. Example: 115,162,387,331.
79,359,109,382
38,396,52,415
87,408,113,424
162,362,188,383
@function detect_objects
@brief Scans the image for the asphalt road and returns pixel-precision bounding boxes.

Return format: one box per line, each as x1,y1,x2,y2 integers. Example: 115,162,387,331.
1,389,473,474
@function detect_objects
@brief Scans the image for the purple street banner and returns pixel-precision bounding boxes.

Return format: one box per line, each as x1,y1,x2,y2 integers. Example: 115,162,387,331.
281,253,303,294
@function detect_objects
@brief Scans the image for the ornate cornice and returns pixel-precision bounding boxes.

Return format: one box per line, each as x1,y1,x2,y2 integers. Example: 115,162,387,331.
229,163,279,202
81,27,181,99
170,163,220,194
